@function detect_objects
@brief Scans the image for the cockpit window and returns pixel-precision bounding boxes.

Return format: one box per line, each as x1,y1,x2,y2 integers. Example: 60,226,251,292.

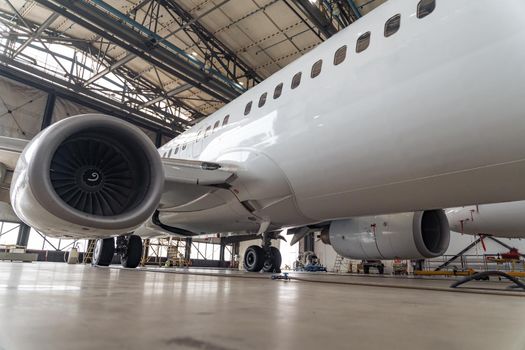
385,14,401,37
356,32,371,53
223,115,229,126
213,120,220,131
417,0,435,19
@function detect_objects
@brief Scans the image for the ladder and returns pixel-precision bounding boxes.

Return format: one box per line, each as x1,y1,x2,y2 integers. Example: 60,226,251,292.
83,239,96,264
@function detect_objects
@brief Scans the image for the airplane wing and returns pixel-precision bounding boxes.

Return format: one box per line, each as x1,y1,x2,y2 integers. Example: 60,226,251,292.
159,158,237,212
162,158,235,187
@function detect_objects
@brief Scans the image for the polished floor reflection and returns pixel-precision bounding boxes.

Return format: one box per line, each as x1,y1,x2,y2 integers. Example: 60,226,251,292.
0,262,524,350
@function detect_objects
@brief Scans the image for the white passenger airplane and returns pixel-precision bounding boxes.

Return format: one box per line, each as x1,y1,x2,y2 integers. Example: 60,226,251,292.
1,0,525,271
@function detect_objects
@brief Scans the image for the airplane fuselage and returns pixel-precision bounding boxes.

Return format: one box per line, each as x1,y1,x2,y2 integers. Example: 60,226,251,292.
156,0,525,234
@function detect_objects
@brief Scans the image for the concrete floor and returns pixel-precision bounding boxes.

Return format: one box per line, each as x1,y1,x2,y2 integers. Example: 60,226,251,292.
1,263,525,350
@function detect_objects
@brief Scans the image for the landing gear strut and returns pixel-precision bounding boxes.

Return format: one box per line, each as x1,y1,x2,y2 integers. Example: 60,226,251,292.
243,232,282,273
92,234,142,268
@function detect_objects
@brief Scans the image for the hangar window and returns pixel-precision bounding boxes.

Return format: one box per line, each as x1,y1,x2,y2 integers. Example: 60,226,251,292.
213,120,220,131
259,92,267,107
204,126,212,137
311,59,322,78
417,0,435,19
274,83,283,99
356,32,371,53
385,14,401,37
244,101,252,116
291,72,302,89
333,45,347,65
223,115,230,126
174,146,179,155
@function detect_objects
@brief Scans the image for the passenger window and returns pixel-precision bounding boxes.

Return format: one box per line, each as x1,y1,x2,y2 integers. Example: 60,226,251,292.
244,101,252,116
384,14,401,37
356,32,371,53
273,83,283,99
213,120,220,131
333,45,347,65
174,146,179,155
204,126,212,137
291,72,302,89
223,115,229,126
417,0,435,19
311,60,322,78
259,92,267,108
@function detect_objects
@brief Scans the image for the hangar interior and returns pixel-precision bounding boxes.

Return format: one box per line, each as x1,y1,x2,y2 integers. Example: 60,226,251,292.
1,1,525,349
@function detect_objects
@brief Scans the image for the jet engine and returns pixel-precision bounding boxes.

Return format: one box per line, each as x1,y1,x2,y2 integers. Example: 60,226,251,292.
10,114,164,238
323,210,450,259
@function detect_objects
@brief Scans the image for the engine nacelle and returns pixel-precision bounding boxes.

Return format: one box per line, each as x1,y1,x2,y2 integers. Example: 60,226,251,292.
10,114,164,238
327,210,450,260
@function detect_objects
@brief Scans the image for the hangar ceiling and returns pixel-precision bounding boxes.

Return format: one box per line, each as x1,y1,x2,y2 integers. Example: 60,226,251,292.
0,0,385,136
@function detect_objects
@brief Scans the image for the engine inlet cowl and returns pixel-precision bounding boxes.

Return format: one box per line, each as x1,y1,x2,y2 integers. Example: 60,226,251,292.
11,114,164,236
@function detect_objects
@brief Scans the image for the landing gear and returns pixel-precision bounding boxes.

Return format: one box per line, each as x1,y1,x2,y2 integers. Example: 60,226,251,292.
243,232,282,273
262,246,282,273
116,235,143,268
243,245,265,272
92,238,115,266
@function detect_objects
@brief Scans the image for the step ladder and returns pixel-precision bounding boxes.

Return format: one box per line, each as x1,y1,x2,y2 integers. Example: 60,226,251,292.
83,239,96,264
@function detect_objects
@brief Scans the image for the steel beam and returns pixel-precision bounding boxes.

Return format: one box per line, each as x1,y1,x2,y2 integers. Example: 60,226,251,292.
184,237,192,260
291,0,338,38
35,0,241,102
0,61,178,136
16,224,30,247
0,9,202,123
346,0,362,18
12,12,59,57
40,92,56,130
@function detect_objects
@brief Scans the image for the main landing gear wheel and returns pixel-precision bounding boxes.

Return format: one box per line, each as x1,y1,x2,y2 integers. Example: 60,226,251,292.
120,235,143,268
262,246,282,273
92,238,115,266
244,245,265,272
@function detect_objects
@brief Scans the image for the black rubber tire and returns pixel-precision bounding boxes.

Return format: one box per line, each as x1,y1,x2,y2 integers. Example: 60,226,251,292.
378,266,385,274
92,238,115,266
364,266,370,274
262,247,282,273
121,235,143,268
244,245,265,272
